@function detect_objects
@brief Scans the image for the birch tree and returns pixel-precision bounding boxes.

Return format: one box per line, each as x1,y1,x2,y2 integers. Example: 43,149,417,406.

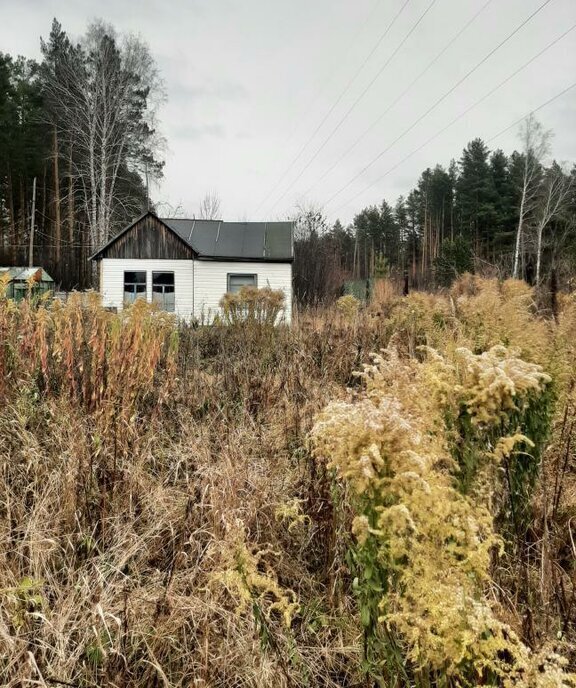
41,20,164,252
512,114,551,279
534,162,574,284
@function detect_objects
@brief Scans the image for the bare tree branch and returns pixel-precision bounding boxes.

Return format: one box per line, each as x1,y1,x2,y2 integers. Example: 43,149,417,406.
197,191,221,220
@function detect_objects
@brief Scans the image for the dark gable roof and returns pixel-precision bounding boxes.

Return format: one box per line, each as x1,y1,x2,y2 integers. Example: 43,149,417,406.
91,212,294,262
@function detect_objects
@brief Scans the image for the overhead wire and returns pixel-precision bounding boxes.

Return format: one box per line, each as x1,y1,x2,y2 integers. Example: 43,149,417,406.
487,81,576,143
264,0,439,215
278,0,385,149
300,0,495,198
253,0,412,215
319,0,555,210
328,21,576,217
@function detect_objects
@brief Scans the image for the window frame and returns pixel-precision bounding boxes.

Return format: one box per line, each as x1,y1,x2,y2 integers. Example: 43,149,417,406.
152,271,175,312
227,273,258,294
123,271,147,304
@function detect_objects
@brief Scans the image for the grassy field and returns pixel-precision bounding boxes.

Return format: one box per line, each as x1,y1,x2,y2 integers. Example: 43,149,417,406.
1,278,575,687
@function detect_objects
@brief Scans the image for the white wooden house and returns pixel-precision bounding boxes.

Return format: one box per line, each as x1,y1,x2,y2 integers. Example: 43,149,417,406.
90,211,294,321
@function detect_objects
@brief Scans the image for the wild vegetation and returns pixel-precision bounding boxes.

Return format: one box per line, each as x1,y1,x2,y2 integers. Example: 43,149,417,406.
1,276,575,686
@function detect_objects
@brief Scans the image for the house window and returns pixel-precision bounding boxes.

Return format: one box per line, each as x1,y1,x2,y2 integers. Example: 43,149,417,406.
152,272,175,312
227,273,257,293
124,271,146,304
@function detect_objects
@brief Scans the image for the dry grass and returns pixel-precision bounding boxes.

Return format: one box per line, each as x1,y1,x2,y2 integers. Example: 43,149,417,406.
0,278,575,686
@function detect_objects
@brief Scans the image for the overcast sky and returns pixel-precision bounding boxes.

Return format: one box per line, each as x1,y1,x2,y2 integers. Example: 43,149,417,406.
1,0,575,224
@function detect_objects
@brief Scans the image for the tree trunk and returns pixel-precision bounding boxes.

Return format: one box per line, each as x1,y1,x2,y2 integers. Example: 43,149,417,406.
422,199,428,279
67,149,74,282
513,189,525,279
89,131,98,252
7,167,16,264
68,149,74,245
440,201,445,257
53,126,61,269
19,177,26,264
535,222,543,285
41,164,47,239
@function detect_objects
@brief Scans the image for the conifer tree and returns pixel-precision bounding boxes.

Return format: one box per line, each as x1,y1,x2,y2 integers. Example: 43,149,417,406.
455,138,495,254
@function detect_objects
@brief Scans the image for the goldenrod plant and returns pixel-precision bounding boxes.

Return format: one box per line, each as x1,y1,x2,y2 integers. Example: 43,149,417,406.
311,340,572,686
213,522,300,628
1,276,575,686
336,294,362,320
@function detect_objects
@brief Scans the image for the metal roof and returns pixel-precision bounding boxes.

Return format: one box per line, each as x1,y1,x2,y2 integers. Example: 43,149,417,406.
161,217,293,261
0,266,54,282
90,212,294,262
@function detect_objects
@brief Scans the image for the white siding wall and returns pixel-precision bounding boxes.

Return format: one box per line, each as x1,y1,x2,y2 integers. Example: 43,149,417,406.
100,258,194,318
194,260,292,323
100,258,293,323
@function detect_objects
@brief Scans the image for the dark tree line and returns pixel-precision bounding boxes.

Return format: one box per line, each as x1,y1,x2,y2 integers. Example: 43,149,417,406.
294,126,576,304
0,19,163,289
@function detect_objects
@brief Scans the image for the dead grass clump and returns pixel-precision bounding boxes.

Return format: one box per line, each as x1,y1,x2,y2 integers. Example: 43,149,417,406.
450,276,549,363
384,290,457,356
0,294,368,686
220,285,286,325
1,278,576,686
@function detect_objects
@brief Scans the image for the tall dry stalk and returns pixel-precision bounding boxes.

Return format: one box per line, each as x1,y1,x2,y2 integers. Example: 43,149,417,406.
0,278,575,686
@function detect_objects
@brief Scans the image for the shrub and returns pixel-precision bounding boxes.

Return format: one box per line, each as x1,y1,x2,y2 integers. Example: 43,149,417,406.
1,278,575,686
220,285,286,325
335,294,361,320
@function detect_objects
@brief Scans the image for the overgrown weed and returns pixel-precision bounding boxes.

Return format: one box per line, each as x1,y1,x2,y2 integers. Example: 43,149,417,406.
0,276,575,686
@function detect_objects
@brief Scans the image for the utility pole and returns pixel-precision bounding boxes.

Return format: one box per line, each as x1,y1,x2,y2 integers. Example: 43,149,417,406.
145,161,150,211
28,176,37,268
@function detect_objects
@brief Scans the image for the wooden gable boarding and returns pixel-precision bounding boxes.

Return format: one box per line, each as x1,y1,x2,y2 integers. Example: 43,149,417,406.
98,214,195,260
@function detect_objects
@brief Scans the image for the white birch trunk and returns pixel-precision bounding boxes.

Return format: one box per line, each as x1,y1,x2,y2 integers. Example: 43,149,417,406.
513,189,525,279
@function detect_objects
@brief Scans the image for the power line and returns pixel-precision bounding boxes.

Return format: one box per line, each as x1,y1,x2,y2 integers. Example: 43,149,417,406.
328,24,576,217
322,0,554,210
301,0,495,198
487,81,576,142
252,0,412,215
264,0,438,216
278,0,385,150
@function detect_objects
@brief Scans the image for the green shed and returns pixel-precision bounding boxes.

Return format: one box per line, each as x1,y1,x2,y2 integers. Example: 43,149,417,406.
0,267,55,301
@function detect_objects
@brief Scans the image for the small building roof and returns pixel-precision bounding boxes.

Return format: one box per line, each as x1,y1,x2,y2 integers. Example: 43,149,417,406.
0,266,54,282
90,212,294,262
